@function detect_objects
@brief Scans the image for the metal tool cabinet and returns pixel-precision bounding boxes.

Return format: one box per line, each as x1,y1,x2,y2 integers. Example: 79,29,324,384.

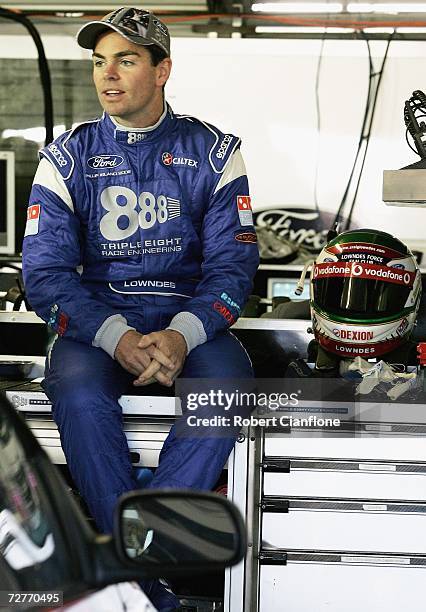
11,391,426,611
225,420,426,612
5,381,178,467
4,312,426,611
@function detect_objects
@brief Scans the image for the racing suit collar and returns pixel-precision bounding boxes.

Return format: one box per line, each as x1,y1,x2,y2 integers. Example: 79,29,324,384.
104,103,174,145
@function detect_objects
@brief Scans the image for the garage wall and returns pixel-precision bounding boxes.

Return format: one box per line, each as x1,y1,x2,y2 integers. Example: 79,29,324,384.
1,35,426,250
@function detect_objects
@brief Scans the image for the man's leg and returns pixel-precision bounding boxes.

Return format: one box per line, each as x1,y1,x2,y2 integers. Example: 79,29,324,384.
44,337,136,534
149,332,253,490
44,337,181,611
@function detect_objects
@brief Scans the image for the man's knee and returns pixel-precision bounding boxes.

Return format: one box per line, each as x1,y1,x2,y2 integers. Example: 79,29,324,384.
44,339,129,408
184,332,253,378
44,365,109,407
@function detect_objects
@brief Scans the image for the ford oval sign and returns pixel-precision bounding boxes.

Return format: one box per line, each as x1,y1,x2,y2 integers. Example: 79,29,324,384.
87,155,124,169
254,207,357,263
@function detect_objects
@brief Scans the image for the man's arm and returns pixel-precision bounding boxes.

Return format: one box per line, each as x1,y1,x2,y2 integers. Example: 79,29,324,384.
116,329,177,384
22,158,134,358
166,148,259,351
133,329,186,386
133,147,259,386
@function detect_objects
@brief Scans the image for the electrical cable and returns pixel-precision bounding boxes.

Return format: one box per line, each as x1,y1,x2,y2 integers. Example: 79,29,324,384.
0,7,54,145
313,31,326,213
344,32,394,229
333,30,393,230
332,31,373,227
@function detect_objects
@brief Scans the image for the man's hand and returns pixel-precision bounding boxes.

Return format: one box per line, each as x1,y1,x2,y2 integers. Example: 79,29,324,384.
133,330,188,387
114,330,175,379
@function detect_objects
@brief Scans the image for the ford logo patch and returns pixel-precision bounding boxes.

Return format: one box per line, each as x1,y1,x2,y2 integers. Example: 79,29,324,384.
87,155,124,169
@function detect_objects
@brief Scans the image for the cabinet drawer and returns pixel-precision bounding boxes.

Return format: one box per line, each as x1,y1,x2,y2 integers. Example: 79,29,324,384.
260,563,426,612
264,435,426,461
263,461,426,500
262,502,426,553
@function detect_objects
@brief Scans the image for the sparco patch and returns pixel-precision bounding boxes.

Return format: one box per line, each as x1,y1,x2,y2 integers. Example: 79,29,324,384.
48,143,67,168
216,135,232,159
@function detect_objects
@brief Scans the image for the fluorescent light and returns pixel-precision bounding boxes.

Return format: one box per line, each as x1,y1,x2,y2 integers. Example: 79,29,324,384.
397,27,426,32
326,27,355,32
255,25,354,32
252,2,343,13
347,3,375,11
363,27,396,32
55,11,84,17
348,3,426,13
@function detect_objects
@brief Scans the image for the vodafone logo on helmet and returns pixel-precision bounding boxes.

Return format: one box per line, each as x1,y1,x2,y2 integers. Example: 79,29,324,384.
352,263,363,276
314,263,351,277
351,262,411,284
314,261,414,285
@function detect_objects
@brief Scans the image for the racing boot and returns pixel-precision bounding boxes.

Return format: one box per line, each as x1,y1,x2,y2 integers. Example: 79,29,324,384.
140,577,181,611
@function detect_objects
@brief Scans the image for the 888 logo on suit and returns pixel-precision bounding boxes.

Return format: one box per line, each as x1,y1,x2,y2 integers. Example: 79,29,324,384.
99,186,181,240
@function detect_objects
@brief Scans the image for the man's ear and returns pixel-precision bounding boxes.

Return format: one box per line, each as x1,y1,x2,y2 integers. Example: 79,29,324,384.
157,57,172,87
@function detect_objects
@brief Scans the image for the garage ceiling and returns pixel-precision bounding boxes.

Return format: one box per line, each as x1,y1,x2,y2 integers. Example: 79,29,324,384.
2,1,426,39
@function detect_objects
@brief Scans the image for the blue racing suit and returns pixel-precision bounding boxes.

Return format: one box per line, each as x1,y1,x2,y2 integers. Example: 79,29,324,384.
22,104,258,609
22,104,258,355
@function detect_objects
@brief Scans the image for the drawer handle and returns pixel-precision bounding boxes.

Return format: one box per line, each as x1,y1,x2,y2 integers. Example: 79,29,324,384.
341,555,410,566
362,504,388,511
358,463,396,472
364,424,392,432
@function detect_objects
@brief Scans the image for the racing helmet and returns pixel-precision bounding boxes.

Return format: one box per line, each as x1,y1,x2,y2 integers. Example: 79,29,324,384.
310,229,422,359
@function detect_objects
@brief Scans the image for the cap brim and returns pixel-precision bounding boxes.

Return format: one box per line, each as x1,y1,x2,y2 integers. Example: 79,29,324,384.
76,21,156,50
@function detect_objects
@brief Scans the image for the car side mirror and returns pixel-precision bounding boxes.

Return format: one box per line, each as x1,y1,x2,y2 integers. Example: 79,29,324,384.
114,490,246,575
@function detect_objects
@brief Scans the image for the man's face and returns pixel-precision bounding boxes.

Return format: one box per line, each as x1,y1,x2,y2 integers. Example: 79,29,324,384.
92,31,171,127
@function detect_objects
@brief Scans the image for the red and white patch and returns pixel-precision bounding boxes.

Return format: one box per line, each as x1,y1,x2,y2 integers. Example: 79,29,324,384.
57,311,69,336
213,301,235,325
326,242,403,261
162,152,173,166
235,231,257,244
313,261,415,286
237,196,253,226
319,334,403,358
24,204,41,237
237,195,252,210
311,308,417,359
